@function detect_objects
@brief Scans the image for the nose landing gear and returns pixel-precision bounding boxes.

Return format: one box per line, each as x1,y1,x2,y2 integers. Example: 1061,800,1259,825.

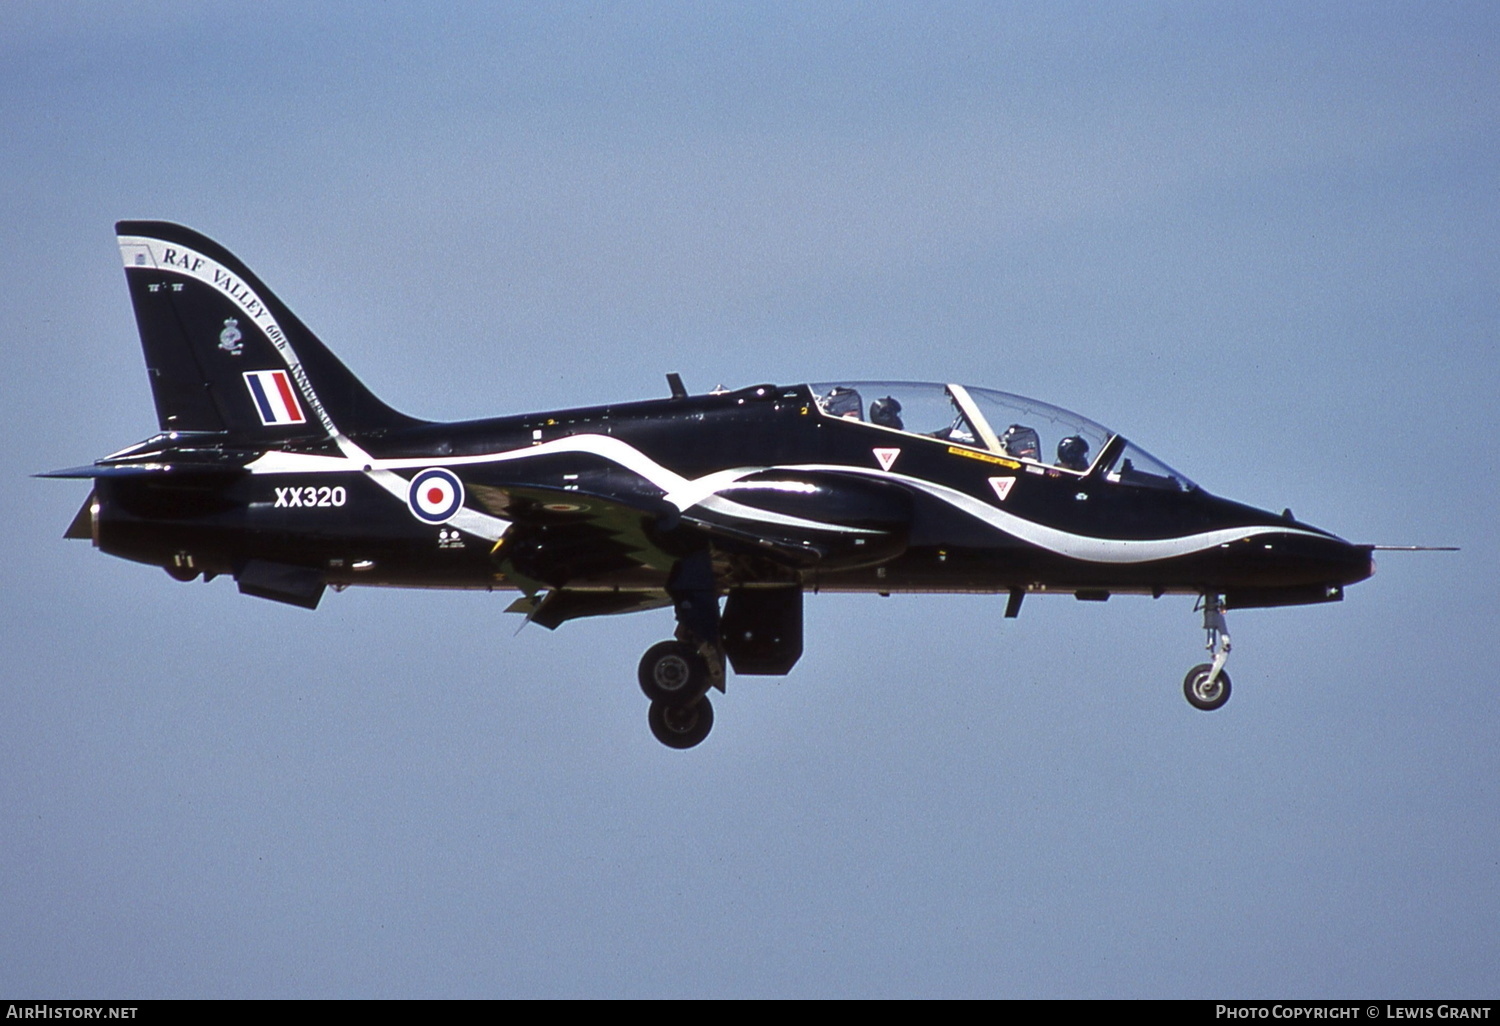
1183,594,1232,711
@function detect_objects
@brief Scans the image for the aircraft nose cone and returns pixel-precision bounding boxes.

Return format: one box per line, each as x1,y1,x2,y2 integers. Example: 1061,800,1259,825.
1288,530,1374,587
1336,538,1376,586
1218,528,1374,607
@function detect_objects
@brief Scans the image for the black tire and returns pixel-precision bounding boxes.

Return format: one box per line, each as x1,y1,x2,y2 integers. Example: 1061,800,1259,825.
1183,663,1232,711
648,696,714,749
638,640,708,705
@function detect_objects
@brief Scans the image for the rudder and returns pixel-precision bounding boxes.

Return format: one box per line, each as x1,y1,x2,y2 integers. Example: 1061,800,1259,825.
115,220,424,439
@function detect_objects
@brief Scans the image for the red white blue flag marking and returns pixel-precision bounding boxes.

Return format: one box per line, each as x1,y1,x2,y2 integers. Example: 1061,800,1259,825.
408,467,465,524
243,370,306,426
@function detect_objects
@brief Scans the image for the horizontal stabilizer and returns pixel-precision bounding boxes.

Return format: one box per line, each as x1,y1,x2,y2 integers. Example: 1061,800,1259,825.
38,462,243,479
64,492,96,541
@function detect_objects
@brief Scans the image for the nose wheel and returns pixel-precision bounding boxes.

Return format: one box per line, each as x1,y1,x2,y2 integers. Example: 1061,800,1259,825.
1183,663,1232,711
1184,594,1232,711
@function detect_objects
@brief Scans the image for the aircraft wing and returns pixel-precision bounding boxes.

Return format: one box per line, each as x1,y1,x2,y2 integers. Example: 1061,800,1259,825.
473,471,911,628
451,481,670,629
474,481,680,580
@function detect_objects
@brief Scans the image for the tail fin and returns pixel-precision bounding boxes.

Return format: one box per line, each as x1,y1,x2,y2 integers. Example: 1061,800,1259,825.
115,221,424,439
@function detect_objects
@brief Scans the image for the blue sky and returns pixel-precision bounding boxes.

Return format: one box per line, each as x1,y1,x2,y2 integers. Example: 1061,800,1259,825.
2,1,1496,998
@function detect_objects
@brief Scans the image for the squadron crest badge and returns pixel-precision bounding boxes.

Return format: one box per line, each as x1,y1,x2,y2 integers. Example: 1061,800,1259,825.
218,317,244,356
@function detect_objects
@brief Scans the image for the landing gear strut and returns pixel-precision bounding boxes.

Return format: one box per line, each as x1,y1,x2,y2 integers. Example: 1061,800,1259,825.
1183,594,1232,711
638,550,726,749
633,555,805,747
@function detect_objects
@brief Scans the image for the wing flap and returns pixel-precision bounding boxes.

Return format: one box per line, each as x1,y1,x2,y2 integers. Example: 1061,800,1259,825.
507,590,673,630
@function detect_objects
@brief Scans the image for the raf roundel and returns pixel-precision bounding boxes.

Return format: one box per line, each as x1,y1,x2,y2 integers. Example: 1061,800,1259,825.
407,468,465,524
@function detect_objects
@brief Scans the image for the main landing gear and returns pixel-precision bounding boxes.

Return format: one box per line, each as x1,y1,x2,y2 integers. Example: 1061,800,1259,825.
638,550,725,750
638,637,722,749
634,553,805,748
1183,593,1232,711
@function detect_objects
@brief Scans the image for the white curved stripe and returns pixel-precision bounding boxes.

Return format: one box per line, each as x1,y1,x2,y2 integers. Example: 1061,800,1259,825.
245,433,1312,561
780,463,1325,564
247,436,867,540
697,494,874,535
663,466,761,511
668,467,877,535
445,507,511,542
367,464,510,542
246,451,353,473
244,440,512,542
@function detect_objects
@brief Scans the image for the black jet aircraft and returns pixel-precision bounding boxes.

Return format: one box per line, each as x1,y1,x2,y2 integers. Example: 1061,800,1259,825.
47,221,1378,748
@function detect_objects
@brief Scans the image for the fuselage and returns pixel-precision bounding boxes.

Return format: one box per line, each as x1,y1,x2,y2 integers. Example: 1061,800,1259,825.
83,379,1373,611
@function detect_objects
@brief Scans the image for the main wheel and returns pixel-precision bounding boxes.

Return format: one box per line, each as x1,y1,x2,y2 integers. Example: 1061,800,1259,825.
648,696,714,749
638,640,708,705
1183,663,1232,711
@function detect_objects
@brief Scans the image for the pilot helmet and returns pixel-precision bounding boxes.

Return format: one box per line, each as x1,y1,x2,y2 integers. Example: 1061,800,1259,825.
1001,424,1040,460
823,386,863,419
869,395,903,429
1057,435,1090,470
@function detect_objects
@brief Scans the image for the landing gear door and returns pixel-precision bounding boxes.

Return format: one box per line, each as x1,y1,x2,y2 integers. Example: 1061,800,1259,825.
721,586,804,676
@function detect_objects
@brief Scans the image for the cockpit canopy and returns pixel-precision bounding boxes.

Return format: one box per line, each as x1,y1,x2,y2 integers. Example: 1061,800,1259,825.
810,381,1196,492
